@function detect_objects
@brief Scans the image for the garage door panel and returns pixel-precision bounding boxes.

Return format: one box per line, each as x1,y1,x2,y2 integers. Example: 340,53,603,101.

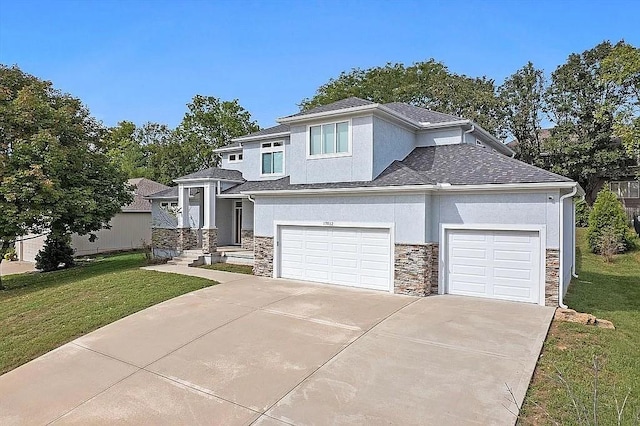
493,267,532,280
448,229,540,304
451,264,486,277
451,248,487,259
280,226,391,291
493,250,532,262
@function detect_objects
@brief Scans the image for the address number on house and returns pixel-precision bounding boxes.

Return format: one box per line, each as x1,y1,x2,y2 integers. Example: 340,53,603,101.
323,221,334,226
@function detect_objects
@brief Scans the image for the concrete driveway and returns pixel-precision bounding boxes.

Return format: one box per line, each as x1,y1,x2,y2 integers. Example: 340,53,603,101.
0,261,35,276
0,267,554,425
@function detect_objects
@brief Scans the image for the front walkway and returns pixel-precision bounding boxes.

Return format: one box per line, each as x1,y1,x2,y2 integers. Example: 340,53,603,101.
0,266,554,425
0,261,36,276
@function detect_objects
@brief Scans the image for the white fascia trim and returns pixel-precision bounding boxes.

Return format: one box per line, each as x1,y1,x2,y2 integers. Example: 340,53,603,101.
240,181,579,196
213,145,243,153
217,193,248,199
469,124,514,155
277,104,380,124
173,178,245,184
230,131,291,143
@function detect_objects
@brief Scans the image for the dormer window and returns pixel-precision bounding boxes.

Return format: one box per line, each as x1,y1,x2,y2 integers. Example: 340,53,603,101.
308,121,350,157
261,141,284,175
228,153,243,163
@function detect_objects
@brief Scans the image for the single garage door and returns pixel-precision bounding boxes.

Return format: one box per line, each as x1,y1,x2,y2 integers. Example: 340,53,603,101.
447,229,541,304
279,226,391,291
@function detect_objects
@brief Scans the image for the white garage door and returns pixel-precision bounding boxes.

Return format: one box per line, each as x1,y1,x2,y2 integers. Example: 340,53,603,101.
447,229,541,304
279,226,391,291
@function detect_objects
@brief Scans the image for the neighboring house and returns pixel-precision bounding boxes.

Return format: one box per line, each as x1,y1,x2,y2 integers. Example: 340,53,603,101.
17,178,168,261
147,97,583,307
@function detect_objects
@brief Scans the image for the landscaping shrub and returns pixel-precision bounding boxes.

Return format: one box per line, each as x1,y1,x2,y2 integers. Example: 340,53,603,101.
3,248,17,261
35,234,75,272
575,198,591,227
587,188,634,254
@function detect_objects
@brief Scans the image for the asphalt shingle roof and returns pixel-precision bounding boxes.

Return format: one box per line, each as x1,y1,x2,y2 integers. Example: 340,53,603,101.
175,167,245,181
282,97,376,119
235,124,290,140
382,102,465,124
222,144,570,194
124,178,169,211
146,186,178,199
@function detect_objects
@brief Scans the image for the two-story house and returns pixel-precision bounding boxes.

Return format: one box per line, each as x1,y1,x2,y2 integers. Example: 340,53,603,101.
147,97,583,307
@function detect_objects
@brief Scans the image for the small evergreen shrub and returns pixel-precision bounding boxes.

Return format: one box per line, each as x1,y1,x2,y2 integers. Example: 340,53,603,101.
575,198,591,227
587,188,633,254
35,234,75,272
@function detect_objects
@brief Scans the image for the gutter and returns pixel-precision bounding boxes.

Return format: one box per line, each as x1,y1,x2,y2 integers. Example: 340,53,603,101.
558,184,578,309
240,181,579,197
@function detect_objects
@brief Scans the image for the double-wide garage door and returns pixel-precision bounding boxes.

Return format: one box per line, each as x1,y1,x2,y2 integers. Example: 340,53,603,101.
447,229,541,304
279,226,391,291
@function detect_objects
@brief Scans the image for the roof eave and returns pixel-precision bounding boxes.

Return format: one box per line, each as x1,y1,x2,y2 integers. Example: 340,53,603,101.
230,131,291,143
172,177,245,184
277,104,380,124
240,181,578,196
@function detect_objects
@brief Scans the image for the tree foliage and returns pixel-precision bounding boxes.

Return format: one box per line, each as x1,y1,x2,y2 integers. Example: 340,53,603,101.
300,60,504,135
0,65,132,280
498,62,546,164
543,41,636,203
104,96,259,185
35,234,75,272
587,188,633,254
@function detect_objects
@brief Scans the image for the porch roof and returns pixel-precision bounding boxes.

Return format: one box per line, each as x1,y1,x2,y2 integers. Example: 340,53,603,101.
173,167,245,183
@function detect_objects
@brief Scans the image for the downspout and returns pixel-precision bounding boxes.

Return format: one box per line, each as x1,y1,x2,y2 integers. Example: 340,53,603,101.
572,195,584,279
558,185,578,309
463,125,475,144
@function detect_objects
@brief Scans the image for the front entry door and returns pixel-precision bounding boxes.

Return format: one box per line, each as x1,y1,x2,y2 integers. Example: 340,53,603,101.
233,201,242,245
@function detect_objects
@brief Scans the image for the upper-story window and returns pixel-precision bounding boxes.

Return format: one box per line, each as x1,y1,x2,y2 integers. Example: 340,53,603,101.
228,153,243,163
261,141,284,175
309,121,350,157
610,180,640,198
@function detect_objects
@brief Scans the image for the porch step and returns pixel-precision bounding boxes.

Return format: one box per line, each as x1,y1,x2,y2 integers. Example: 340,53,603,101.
168,252,205,267
216,248,254,266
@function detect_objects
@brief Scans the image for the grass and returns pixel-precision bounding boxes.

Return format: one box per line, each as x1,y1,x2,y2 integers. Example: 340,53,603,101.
199,263,254,275
0,252,214,375
519,228,640,425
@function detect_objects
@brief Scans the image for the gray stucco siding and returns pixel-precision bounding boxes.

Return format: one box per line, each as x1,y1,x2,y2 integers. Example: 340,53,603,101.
416,128,462,147
430,191,561,248
372,116,415,178
221,137,290,182
289,115,374,185
215,198,233,246
242,199,254,230
253,193,428,245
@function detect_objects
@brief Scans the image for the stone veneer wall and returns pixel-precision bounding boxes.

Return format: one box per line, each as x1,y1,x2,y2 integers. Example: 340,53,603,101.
241,229,254,251
253,236,273,277
394,243,439,296
151,228,177,252
177,228,198,252
545,249,560,306
202,228,217,254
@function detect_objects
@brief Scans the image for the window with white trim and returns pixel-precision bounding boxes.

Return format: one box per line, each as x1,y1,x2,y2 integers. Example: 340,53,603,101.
309,121,349,156
228,153,243,163
160,202,179,208
261,141,284,175
610,180,640,198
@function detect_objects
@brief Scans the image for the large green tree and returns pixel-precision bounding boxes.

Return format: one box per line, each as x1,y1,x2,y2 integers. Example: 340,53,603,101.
498,62,546,164
601,42,640,158
105,121,149,179
544,41,636,203
176,95,259,169
300,60,505,135
0,65,132,285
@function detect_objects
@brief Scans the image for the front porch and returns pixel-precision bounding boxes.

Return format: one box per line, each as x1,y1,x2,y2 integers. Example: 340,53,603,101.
149,171,255,265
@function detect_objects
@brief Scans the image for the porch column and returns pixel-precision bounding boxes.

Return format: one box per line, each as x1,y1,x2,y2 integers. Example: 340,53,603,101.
176,185,196,252
202,181,217,254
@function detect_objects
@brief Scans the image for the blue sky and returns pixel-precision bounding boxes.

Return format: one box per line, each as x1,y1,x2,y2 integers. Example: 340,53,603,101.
1,0,639,129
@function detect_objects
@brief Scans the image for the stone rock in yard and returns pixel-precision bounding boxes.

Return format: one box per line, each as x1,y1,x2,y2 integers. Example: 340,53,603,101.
554,308,615,329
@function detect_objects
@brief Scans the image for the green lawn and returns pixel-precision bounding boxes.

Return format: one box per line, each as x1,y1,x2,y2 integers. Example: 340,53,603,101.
199,262,254,275
520,228,640,425
0,252,213,375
